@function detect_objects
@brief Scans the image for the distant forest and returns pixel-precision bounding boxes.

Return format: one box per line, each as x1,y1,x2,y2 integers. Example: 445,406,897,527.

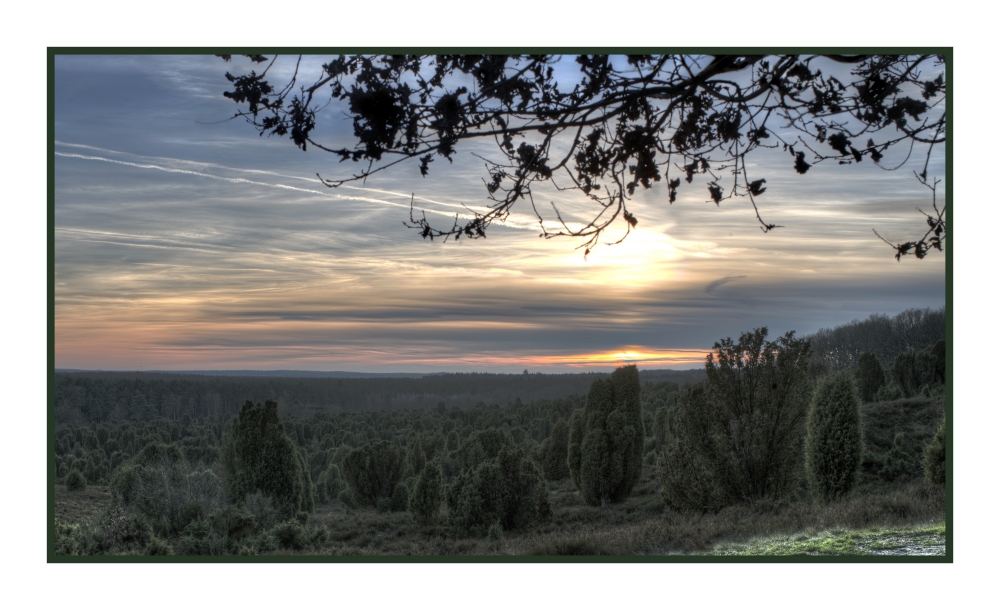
54,368,705,424
54,307,943,426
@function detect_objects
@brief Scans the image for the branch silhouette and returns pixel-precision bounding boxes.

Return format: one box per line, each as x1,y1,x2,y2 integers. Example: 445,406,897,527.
218,54,946,259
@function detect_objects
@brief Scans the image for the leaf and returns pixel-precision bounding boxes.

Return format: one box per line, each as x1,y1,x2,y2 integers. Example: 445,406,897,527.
418,154,434,177
793,151,811,174
828,132,851,156
684,162,699,183
623,211,638,227
748,178,767,196
867,139,883,163
707,183,723,205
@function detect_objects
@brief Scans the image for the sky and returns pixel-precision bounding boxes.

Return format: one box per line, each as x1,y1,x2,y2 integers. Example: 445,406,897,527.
53,54,946,373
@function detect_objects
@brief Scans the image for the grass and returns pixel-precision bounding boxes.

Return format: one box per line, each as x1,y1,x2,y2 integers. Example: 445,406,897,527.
55,468,946,556
54,467,946,556
712,523,946,556
54,484,113,526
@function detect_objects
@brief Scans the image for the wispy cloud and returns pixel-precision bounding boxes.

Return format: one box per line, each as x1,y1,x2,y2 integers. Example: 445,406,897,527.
705,275,747,294
53,55,946,372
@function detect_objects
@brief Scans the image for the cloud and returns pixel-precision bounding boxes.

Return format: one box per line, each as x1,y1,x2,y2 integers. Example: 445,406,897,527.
53,55,947,372
705,275,748,294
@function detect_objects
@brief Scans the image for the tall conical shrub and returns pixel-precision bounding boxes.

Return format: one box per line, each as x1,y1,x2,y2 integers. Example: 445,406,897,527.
446,444,549,535
566,409,585,489
854,352,885,403
409,460,444,525
341,441,406,508
220,400,308,519
541,419,570,481
923,415,946,486
567,365,644,506
805,372,864,502
890,351,919,397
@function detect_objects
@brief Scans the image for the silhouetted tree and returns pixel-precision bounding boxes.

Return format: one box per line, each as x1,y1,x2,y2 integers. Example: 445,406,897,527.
219,54,945,259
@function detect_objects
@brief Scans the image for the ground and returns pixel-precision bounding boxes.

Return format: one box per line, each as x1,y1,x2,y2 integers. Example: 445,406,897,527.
53,468,946,556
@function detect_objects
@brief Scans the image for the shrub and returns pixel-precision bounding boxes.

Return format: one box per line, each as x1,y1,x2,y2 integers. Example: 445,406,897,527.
66,469,87,492
446,428,513,480
927,340,946,385
109,442,192,536
446,430,460,452
337,488,357,509
854,352,885,403
659,328,813,510
270,520,309,551
295,449,316,513
805,372,864,502
447,444,549,535
187,469,224,516
540,420,570,480
341,441,406,508
487,520,504,546
54,520,99,556
567,365,644,507
409,460,444,525
144,536,175,556
407,442,427,477
879,433,914,481
923,415,946,486
389,482,410,512
874,382,904,402
566,409,585,489
98,501,152,552
889,350,923,398
317,464,343,503
219,400,310,519
653,406,672,449
240,491,281,531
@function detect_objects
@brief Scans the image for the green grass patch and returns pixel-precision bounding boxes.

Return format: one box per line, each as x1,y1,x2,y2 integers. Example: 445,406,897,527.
712,522,946,556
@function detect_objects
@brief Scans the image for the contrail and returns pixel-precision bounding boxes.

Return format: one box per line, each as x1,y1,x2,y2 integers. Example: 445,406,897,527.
53,151,446,214
55,140,476,212
54,143,554,232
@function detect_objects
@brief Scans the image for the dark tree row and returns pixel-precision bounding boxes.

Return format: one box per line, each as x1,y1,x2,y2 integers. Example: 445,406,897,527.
807,307,945,371
54,369,703,426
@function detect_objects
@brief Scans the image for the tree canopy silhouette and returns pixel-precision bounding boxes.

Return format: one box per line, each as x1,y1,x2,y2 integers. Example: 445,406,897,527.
218,53,946,259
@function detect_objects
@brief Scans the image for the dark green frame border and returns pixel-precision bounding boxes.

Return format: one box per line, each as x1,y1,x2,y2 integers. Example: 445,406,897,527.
47,47,953,563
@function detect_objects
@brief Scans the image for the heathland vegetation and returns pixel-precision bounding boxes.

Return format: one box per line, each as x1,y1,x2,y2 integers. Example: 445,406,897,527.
52,308,947,556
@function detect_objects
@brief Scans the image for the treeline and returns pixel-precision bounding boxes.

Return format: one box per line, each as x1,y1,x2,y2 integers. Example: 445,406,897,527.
807,307,945,370
53,380,682,490
54,369,705,425
53,380,684,554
